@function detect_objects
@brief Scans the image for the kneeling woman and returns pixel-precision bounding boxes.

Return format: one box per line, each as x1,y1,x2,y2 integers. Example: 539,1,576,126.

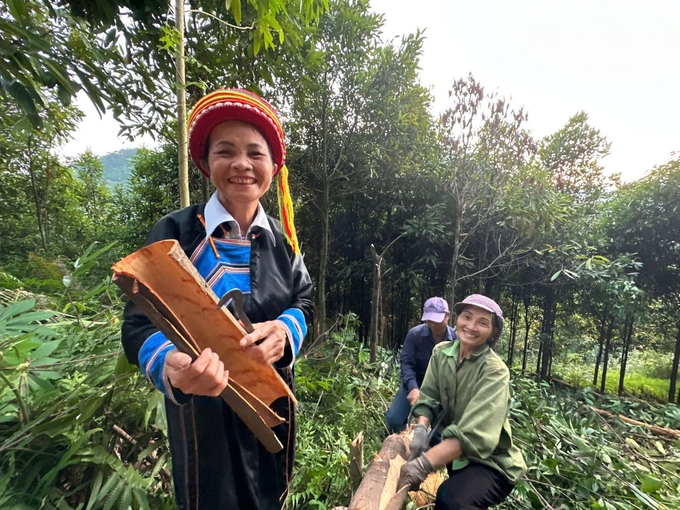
399,294,525,510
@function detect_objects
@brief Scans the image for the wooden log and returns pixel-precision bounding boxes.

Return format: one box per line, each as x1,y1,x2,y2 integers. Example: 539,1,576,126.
112,239,294,407
112,275,283,452
378,454,406,510
589,406,680,439
348,433,410,510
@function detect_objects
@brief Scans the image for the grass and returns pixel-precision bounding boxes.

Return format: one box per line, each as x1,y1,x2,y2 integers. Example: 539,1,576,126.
557,362,671,403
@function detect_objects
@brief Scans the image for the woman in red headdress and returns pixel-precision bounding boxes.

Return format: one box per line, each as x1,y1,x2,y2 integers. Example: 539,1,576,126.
121,90,313,510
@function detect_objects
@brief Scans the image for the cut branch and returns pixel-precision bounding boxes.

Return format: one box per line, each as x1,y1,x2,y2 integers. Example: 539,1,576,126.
589,406,680,439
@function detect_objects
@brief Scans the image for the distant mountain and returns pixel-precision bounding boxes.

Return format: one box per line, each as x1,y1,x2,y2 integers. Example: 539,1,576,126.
101,148,137,187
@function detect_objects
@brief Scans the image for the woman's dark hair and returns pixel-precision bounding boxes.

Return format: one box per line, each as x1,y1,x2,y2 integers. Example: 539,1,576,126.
487,317,502,350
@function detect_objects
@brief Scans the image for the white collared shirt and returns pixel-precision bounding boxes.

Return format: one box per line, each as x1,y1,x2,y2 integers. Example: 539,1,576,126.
203,192,276,245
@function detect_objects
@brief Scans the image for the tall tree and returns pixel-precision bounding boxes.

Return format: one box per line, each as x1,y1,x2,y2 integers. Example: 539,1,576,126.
439,74,535,310
0,97,82,258
606,156,680,401
287,0,386,340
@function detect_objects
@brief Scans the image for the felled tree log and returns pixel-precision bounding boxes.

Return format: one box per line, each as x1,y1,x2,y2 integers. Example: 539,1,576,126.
349,430,448,510
589,406,680,439
348,433,410,510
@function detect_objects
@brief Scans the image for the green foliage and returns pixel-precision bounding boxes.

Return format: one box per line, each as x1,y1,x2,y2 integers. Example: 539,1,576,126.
500,377,680,510
288,313,396,508
0,245,174,509
0,0,130,128
288,322,680,509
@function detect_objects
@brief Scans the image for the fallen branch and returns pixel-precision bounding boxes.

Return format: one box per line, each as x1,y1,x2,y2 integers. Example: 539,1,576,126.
589,406,680,439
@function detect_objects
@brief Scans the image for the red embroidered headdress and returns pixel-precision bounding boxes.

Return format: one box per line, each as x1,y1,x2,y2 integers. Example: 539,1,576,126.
188,89,299,254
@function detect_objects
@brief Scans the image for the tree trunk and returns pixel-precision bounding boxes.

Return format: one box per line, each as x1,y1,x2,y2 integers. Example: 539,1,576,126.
670,321,680,403
448,213,462,322
369,245,382,363
316,92,331,343
476,228,490,293
590,406,680,439
28,154,48,253
507,292,520,367
539,289,556,380
593,307,608,387
348,433,410,510
599,317,615,394
618,314,634,396
521,293,531,374
175,0,190,208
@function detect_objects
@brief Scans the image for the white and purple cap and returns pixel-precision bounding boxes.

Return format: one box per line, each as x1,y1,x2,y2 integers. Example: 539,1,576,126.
421,297,450,323
454,294,504,337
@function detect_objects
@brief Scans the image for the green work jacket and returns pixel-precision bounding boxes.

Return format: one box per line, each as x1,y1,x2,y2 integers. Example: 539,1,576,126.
411,340,526,483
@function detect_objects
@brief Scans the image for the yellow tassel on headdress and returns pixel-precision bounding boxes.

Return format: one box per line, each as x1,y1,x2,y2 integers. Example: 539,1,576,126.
277,165,300,255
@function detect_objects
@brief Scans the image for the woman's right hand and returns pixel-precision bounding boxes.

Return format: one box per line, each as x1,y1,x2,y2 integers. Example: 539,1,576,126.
165,348,229,397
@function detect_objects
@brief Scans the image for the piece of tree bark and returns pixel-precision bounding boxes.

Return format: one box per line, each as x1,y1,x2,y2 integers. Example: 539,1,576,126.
590,406,680,439
112,275,284,452
349,431,364,493
112,239,294,407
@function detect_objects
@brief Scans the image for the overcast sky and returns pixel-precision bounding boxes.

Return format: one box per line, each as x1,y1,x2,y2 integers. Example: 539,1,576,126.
62,0,679,182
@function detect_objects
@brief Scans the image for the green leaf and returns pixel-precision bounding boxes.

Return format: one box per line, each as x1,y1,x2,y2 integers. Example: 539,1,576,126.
3,80,41,127
0,299,36,322
230,0,243,25
639,474,663,494
6,0,30,23
86,471,104,510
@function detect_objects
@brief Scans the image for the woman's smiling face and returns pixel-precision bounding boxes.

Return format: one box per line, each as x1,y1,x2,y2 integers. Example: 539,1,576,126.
204,121,275,213
456,305,495,351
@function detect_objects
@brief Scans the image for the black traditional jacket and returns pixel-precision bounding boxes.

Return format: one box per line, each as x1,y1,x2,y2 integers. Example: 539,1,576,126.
121,202,313,510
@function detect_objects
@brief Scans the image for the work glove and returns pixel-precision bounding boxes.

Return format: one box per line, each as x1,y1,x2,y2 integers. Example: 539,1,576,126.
398,453,435,491
409,423,430,460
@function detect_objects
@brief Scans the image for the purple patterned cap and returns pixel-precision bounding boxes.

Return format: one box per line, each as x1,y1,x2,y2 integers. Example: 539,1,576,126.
453,294,504,337
421,297,450,323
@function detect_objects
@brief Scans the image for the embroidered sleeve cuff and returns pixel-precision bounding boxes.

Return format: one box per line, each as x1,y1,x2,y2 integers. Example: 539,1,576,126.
139,331,176,400
275,307,307,366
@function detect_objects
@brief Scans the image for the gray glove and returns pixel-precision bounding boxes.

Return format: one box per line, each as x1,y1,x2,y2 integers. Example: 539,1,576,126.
409,423,430,460
398,453,435,491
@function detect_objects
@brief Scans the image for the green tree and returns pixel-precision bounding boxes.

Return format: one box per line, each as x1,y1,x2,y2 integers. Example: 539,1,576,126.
0,97,82,259
1,0,328,130
439,74,536,309
606,156,680,401
287,0,387,340
539,111,617,199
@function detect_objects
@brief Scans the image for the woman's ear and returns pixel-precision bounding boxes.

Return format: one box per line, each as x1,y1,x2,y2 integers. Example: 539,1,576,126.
200,159,210,176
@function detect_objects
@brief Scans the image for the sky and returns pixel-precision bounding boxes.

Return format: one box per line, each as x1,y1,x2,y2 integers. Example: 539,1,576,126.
61,0,680,182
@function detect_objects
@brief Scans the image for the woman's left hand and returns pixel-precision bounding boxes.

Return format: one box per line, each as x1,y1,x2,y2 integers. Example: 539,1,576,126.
239,321,288,365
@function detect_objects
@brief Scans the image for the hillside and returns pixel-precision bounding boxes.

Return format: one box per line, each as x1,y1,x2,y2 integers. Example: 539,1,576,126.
101,148,137,186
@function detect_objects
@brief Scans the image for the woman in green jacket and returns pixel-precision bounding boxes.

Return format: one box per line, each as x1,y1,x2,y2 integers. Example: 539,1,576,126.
398,294,525,510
